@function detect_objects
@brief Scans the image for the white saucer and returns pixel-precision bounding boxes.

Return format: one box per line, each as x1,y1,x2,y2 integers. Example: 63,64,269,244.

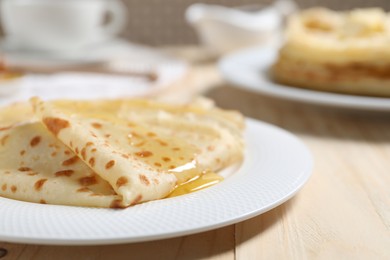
1,38,115,66
0,38,174,68
0,39,189,104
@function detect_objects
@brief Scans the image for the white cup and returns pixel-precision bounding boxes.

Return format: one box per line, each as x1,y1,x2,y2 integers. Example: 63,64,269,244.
0,0,127,52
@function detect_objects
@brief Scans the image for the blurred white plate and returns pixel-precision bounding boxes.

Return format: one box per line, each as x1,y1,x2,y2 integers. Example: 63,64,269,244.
219,46,390,111
0,118,312,245
0,38,171,66
0,39,188,105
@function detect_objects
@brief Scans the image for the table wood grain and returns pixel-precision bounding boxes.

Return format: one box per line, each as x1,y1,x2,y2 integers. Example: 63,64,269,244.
1,47,390,260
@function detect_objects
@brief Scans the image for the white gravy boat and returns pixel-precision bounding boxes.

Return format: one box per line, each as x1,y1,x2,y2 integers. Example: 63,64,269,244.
185,0,297,54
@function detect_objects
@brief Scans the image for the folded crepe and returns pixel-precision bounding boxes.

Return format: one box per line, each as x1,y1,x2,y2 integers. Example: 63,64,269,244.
0,98,244,208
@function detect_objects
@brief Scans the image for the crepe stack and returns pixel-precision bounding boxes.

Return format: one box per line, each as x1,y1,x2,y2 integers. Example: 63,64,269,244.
272,7,390,96
0,98,244,208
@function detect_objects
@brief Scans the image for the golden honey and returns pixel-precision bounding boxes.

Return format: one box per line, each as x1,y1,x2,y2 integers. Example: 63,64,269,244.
167,171,223,198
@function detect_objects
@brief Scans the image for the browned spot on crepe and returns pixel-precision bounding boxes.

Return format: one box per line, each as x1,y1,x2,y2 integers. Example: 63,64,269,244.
0,135,9,146
86,142,94,147
62,156,79,166
116,176,128,188
11,185,17,193
30,136,41,147
130,131,141,138
77,187,90,192
162,157,171,162
0,125,12,131
130,194,143,206
20,150,26,156
34,179,48,191
91,122,102,129
79,176,98,186
81,147,87,160
110,199,123,208
27,172,38,176
40,199,47,204
105,160,115,169
49,143,58,148
43,117,70,136
1,184,6,191
134,151,153,158
18,167,32,172
139,174,150,186
154,162,162,167
55,170,74,177
90,193,103,197
134,141,146,147
88,157,95,167
157,140,168,146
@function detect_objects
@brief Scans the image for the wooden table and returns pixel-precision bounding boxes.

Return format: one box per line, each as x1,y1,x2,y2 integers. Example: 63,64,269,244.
1,47,390,259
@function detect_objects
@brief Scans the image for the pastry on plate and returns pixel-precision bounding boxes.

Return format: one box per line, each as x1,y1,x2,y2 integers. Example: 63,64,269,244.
272,7,390,97
0,98,244,208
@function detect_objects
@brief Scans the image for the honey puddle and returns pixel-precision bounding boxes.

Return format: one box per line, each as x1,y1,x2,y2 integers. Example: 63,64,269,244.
167,171,223,198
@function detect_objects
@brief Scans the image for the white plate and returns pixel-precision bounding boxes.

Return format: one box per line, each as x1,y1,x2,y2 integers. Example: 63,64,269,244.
0,39,188,106
0,38,170,66
0,118,312,245
0,38,127,67
219,46,390,111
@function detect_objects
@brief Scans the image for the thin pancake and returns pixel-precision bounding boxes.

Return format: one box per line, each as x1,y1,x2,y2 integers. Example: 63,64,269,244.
0,106,120,207
117,99,244,171
32,98,244,207
0,97,244,208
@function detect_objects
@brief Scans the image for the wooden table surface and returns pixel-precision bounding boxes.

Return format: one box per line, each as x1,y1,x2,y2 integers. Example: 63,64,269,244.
1,47,390,260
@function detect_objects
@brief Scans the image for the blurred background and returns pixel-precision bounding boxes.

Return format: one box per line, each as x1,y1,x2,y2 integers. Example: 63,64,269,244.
1,0,390,102
1,0,390,46
118,0,390,45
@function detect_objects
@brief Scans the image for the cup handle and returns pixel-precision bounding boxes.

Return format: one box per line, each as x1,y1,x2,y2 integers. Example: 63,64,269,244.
101,0,127,39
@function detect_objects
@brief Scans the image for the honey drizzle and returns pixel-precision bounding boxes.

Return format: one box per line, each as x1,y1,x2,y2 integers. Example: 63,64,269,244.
166,171,224,198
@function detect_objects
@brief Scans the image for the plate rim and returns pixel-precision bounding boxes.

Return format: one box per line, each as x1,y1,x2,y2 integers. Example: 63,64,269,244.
218,46,390,111
0,118,313,245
